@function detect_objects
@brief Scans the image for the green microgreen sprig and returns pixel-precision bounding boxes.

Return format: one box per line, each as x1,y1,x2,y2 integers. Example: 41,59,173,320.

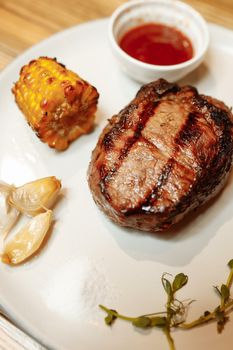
99,259,233,350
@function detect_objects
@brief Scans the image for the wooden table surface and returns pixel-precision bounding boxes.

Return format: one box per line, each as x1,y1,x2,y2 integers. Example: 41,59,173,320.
0,0,233,71
0,0,232,349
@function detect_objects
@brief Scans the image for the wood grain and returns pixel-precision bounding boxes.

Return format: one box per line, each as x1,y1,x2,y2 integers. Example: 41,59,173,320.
0,312,45,350
0,0,232,349
0,0,233,71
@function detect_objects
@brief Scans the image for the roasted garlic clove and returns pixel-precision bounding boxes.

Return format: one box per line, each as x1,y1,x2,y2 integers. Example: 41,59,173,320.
0,182,19,239
9,176,61,216
2,210,53,265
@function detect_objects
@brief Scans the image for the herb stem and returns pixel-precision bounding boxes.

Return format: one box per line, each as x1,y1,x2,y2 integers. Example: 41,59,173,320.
226,268,233,289
163,327,176,350
100,260,233,350
179,299,233,330
220,298,225,309
179,312,214,329
141,311,167,317
221,299,233,313
167,294,174,326
99,304,135,322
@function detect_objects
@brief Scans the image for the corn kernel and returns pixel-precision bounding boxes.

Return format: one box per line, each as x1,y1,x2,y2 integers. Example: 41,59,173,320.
12,57,99,150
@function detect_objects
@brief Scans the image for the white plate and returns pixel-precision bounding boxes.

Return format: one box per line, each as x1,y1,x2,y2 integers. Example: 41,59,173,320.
0,18,233,350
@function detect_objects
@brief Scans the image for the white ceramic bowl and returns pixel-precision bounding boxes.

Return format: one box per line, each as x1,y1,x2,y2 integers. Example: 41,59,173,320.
108,0,209,83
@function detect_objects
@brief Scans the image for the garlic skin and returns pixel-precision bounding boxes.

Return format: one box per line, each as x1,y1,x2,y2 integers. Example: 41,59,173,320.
0,182,19,240
2,210,53,265
9,176,61,216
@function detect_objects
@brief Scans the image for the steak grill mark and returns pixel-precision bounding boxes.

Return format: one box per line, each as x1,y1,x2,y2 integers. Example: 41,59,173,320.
156,97,233,226
119,101,159,161
100,90,204,214
99,101,160,198
100,83,233,217
88,79,233,232
99,80,181,183
124,111,201,216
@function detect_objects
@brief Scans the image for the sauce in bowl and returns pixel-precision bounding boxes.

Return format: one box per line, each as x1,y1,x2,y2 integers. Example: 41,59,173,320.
119,23,193,66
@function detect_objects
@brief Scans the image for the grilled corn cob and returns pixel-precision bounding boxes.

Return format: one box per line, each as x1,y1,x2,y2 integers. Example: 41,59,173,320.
12,57,99,150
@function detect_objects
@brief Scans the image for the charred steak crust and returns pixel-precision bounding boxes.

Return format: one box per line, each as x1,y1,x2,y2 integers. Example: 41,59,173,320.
88,79,233,232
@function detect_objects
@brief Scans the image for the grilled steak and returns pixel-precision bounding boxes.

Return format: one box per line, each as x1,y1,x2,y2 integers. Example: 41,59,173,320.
88,79,233,232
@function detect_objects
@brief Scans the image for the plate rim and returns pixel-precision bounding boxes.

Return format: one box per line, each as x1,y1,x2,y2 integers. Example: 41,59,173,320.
0,17,233,350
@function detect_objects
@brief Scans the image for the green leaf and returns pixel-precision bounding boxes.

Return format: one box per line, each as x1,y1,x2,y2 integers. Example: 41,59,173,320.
214,285,230,303
162,275,172,296
150,316,167,328
132,316,151,328
172,273,188,292
214,286,221,298
221,284,230,303
105,312,117,326
228,259,233,269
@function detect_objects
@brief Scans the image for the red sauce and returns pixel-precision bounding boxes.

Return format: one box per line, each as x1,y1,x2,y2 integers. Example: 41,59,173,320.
119,23,193,66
